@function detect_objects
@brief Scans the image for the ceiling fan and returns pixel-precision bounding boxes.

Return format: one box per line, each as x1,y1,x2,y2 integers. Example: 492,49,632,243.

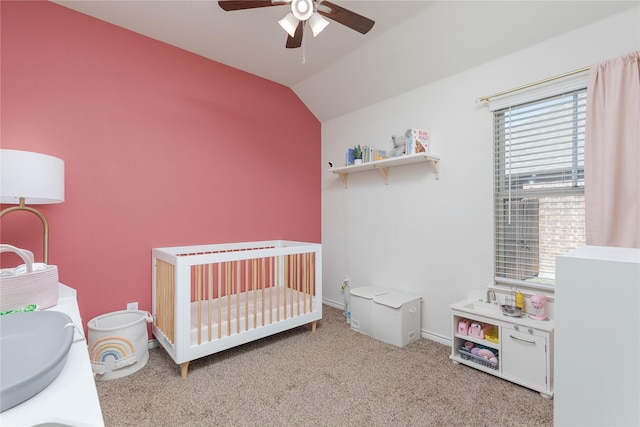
218,0,375,49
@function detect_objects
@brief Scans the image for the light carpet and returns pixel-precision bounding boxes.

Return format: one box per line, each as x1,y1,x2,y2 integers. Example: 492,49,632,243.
96,305,553,426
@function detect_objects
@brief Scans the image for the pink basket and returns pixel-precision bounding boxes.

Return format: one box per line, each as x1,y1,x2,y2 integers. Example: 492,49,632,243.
0,244,59,311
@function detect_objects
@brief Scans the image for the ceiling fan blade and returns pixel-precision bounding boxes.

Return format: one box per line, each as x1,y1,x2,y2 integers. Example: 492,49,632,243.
218,1,288,12
286,21,304,48
317,1,374,34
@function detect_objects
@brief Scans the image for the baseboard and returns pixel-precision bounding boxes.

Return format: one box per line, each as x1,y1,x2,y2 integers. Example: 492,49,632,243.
322,298,345,310
148,339,159,350
422,331,451,347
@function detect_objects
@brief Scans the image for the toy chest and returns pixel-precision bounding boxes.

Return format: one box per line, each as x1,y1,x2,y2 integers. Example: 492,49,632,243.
372,292,421,347
350,286,391,336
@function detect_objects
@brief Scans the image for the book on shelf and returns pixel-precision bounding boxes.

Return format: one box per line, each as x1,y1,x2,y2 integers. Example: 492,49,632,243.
346,148,356,165
345,146,387,165
372,148,387,161
405,129,429,155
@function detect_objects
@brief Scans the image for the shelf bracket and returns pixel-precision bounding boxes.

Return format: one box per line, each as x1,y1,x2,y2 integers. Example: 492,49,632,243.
336,172,348,188
375,166,390,184
430,158,440,180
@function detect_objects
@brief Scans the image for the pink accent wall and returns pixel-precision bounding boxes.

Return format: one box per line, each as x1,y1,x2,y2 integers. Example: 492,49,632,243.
0,1,321,331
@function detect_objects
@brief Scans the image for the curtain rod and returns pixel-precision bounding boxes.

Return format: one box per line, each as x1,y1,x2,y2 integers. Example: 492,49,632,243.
478,66,590,104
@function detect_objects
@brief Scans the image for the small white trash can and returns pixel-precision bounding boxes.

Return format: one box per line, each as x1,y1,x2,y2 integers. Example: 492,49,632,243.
350,286,391,336
372,292,421,347
87,310,153,381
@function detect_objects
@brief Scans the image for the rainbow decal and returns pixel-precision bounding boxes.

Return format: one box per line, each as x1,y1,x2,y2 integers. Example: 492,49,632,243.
90,336,138,375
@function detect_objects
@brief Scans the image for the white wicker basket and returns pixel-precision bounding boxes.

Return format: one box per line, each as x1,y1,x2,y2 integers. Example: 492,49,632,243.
0,244,59,311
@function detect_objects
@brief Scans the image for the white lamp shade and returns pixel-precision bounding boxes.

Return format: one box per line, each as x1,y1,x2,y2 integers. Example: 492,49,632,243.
279,12,299,38
291,0,313,21
309,13,329,37
0,149,65,205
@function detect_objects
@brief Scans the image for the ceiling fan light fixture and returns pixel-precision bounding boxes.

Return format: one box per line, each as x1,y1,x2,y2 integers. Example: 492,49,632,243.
278,12,299,38
309,12,329,37
291,0,313,21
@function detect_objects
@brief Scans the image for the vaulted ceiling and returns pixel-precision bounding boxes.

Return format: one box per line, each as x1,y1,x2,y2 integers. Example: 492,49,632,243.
54,1,636,122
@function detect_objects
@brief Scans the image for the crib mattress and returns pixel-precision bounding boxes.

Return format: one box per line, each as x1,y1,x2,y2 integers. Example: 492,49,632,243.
189,287,316,344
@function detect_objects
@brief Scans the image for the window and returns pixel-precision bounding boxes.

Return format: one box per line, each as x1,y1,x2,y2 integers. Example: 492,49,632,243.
493,88,586,289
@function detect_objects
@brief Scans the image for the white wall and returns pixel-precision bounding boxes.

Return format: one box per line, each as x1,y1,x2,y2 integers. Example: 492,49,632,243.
321,7,640,344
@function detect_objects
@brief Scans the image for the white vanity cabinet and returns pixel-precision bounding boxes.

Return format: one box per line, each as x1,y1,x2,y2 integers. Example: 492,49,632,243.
450,300,554,398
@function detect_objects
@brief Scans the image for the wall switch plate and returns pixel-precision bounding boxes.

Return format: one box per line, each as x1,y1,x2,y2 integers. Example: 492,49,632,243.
127,302,138,311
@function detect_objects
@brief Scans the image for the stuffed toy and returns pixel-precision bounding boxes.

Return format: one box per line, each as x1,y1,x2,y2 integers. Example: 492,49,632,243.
389,134,407,157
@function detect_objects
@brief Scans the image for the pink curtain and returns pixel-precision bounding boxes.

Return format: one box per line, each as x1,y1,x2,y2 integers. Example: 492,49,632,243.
585,51,640,248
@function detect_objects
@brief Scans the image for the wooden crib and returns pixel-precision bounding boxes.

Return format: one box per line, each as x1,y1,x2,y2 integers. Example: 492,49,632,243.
152,240,322,378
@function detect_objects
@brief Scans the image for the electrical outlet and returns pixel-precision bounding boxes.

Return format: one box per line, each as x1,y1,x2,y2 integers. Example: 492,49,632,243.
127,302,138,311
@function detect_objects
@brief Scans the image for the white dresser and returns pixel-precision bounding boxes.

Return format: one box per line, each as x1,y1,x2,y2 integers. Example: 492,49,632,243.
555,246,640,426
0,284,105,427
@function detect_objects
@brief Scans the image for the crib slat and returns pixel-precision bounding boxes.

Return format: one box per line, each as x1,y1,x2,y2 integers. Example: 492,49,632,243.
276,255,280,322
310,253,315,312
236,260,241,335
303,253,307,314
303,253,308,313
284,255,289,321
196,264,202,345
245,260,249,332
298,254,301,315
208,263,213,343
252,258,257,329
269,256,273,325
224,261,231,337
308,253,312,313
169,262,174,343
217,263,222,340
297,254,301,317
261,257,265,327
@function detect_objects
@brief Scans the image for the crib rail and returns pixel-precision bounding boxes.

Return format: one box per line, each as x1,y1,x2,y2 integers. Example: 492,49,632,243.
152,241,321,365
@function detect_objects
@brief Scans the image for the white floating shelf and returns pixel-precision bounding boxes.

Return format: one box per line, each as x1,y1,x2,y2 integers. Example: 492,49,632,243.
329,153,440,188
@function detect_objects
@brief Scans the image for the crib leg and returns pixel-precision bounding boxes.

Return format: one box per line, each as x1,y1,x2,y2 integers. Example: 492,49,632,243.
311,321,317,333
180,362,190,379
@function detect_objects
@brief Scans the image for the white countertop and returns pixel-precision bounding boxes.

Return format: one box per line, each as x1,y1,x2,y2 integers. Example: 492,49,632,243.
450,299,555,332
0,284,105,427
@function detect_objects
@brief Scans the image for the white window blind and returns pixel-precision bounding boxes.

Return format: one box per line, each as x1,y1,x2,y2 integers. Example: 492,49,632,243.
494,88,587,289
